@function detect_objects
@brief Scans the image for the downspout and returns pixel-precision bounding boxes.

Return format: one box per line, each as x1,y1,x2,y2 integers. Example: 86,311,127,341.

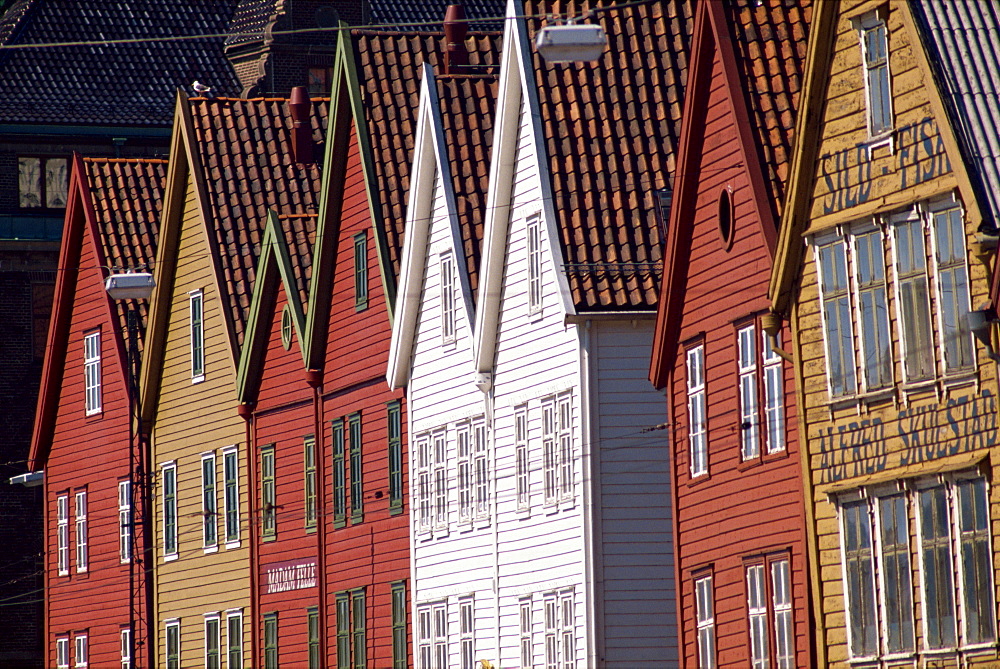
306,368,326,669
579,320,600,666
664,370,683,664
239,402,258,666
477,372,500,667
762,311,793,363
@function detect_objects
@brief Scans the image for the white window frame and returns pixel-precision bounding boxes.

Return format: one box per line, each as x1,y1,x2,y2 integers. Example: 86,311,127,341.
687,345,708,477
858,11,893,137
890,209,935,383
544,593,558,669
165,619,180,669
120,629,132,669
226,610,243,669
771,559,794,669
762,329,785,454
204,613,221,669
814,236,858,397
57,637,70,669
223,447,240,547
190,290,205,382
162,462,178,560
201,453,218,551
915,483,958,651
929,197,975,374
695,575,716,669
456,421,472,524
520,596,534,669
746,564,768,669
737,326,759,460
415,435,432,535
515,406,530,512
57,494,69,575
559,589,575,669
440,252,456,346
417,601,448,669
472,417,489,519
74,634,88,668
557,396,573,504
459,596,474,669
119,481,132,564
527,213,543,316
433,430,448,531
542,400,558,506
84,331,101,415
74,491,87,573
851,225,893,392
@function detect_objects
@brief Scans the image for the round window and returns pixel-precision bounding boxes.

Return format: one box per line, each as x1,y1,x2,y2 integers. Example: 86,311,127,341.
718,189,734,248
281,305,293,350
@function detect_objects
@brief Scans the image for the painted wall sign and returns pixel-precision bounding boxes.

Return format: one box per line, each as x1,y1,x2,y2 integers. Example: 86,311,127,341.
819,118,952,216
814,390,996,484
263,558,318,594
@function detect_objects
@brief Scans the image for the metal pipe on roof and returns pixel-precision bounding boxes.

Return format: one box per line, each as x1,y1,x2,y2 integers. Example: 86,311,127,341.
288,85,314,164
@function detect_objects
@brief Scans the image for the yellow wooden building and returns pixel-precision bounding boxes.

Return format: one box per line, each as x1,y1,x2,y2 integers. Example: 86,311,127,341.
770,1,1000,666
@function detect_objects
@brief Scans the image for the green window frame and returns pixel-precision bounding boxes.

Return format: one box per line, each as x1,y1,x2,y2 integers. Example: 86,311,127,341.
162,464,177,557
307,607,320,669
349,413,363,524
352,588,366,669
354,232,368,311
336,592,350,669
190,290,205,380
261,446,276,539
201,454,217,549
387,402,402,514
165,620,180,669
224,448,239,543
263,613,278,669
332,420,346,528
304,435,317,530
391,581,407,669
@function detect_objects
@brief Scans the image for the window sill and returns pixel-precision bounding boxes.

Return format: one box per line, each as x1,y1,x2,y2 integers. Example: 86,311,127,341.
304,526,317,535
84,409,102,418
261,534,276,543
737,455,763,471
191,375,205,385
941,371,976,390
224,541,240,550
163,553,178,562
203,545,218,555
901,379,937,396
686,472,712,488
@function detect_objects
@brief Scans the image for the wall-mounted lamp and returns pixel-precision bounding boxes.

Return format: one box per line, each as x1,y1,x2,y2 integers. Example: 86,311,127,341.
9,471,44,487
105,272,155,300
967,306,1000,362
535,22,607,63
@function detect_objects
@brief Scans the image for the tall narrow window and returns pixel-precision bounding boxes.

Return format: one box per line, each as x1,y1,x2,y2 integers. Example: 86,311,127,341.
162,463,177,558
205,615,221,669
337,593,351,669
74,634,87,668
520,596,533,669
416,435,431,534
542,400,558,505
304,435,317,529
119,481,132,563
440,253,456,344
349,413,363,524
352,589,366,669
854,229,892,389
74,491,87,572
457,422,472,523
57,494,69,575
956,478,995,644
263,614,278,669
894,215,934,381
227,611,243,669
417,607,431,669
919,486,957,649
308,607,320,669
771,559,793,669
687,345,708,476
544,595,558,669
737,326,759,460
120,629,131,669
877,494,913,653
515,406,530,511
433,431,447,530
460,598,474,669
84,331,101,414
557,396,572,502
190,290,205,381
223,448,239,544
57,637,69,669
333,419,346,527
354,232,368,311
433,603,448,669
560,590,575,669
933,204,974,372
695,575,716,669
762,330,785,454
746,565,768,669
165,620,180,669
860,14,892,135
391,582,407,669
201,453,218,549
473,418,488,518
842,500,877,657
261,446,276,539
817,240,857,395
387,402,403,514
527,214,543,315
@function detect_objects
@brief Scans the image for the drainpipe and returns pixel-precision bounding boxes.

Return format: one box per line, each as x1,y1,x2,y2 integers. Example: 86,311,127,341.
306,368,326,668
239,402,258,665
762,311,794,363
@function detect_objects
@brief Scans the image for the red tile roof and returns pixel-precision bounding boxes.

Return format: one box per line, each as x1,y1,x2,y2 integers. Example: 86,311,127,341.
523,0,694,312
187,95,327,346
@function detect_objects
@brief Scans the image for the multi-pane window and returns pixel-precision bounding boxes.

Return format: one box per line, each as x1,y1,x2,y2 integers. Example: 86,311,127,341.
933,204,974,372
762,330,785,454
205,615,221,669
737,326,760,460
520,596,534,669
745,557,794,669
74,634,87,668
746,564,768,668
263,613,278,669
771,559,794,669
335,589,367,669
349,413,364,524
542,401,558,505
542,395,573,506
162,463,178,558
392,582,407,669
75,491,87,572
878,494,914,654
261,446,276,538
202,453,218,549
695,575,716,669
457,422,473,523
543,590,574,669
687,345,708,476
460,598,474,669
84,331,101,415
57,637,70,669
817,239,857,396
842,499,879,658
473,418,488,519
165,620,180,669
417,602,447,669
416,435,432,533
190,290,205,381
388,402,403,514
18,156,67,208
956,478,995,644
415,430,447,534
893,212,935,381
333,419,346,527
119,481,132,563
527,214,543,315
544,595,558,669
224,448,239,543
308,607,320,669
304,435,317,529
433,431,447,529
354,232,368,311
557,398,572,503
919,485,957,649
859,13,892,135
227,611,243,669
337,593,350,668
440,253,456,345
120,629,131,669
854,229,892,389
515,406,530,511
740,324,786,459
57,494,69,575
560,591,575,669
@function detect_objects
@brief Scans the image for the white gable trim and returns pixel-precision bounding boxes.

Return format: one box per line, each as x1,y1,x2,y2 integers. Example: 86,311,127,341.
472,0,576,375
387,63,476,389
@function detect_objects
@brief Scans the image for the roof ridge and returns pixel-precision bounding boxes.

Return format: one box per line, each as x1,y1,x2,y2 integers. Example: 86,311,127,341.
82,157,169,165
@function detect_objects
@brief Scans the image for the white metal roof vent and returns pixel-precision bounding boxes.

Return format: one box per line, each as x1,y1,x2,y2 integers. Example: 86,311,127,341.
105,272,155,300
534,23,607,63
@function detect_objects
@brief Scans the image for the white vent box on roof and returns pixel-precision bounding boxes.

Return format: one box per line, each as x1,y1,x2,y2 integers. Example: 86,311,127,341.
105,272,155,300
535,23,607,63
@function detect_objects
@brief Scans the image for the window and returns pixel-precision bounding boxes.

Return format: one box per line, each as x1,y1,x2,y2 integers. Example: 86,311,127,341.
162,463,178,559
18,156,67,208
520,596,533,669
74,634,87,668
337,593,350,669
223,448,239,544
557,398,572,503
527,214,543,315
893,211,934,381
261,446,276,539
560,591,575,669
737,326,760,460
762,330,786,454
415,430,448,534
687,346,708,476
308,66,334,95
460,597,474,669
308,607,320,669
332,420,346,527
695,575,716,669
392,582,407,669
817,239,857,396
746,564,768,668
119,481,132,563
457,422,472,523
120,629,131,669
205,615,221,669
745,557,794,669
543,590,574,669
335,590,366,669
415,435,431,533
201,454,217,550
84,331,101,415
281,305,294,350
933,203,974,372
771,559,794,668
57,494,69,575
304,435,317,529
388,402,403,514
542,394,573,507
226,611,243,669
354,232,369,310
165,620,180,669
456,418,487,521
853,229,892,389
433,431,447,530
190,291,205,381
515,406,530,511
417,601,447,669
349,413,363,524
57,637,69,669
352,589,366,669
440,253,456,345
263,614,278,669
739,323,786,460
859,13,892,136
75,491,87,572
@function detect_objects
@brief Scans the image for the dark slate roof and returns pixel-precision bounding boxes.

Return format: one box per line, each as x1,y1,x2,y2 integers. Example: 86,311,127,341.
727,0,811,220
370,0,506,30
351,29,501,281
0,0,241,126
225,0,274,48
912,0,1000,230
523,0,693,312
436,73,498,296
188,96,327,346
83,157,167,349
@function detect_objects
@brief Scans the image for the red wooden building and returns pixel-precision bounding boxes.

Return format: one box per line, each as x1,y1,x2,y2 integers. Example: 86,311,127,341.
648,1,813,667
29,156,165,669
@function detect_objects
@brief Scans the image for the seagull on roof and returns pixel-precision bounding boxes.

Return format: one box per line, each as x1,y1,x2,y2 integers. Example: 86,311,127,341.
192,81,212,96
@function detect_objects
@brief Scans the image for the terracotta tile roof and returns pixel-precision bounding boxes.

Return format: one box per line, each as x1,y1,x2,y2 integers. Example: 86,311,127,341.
436,73,499,295
83,157,167,349
276,213,317,309
370,0,506,31
726,0,811,220
187,96,327,346
352,29,501,282
523,0,693,312
0,0,241,125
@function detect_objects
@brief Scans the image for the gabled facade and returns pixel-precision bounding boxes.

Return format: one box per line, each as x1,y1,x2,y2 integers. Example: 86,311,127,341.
648,1,812,667
769,1,1000,665
29,155,165,669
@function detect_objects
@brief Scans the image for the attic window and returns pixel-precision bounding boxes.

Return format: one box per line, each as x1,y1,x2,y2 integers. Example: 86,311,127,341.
281,305,293,350
718,189,734,249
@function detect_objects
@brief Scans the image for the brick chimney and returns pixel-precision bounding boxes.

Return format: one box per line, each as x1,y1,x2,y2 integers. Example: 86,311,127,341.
288,86,313,164
443,4,469,74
